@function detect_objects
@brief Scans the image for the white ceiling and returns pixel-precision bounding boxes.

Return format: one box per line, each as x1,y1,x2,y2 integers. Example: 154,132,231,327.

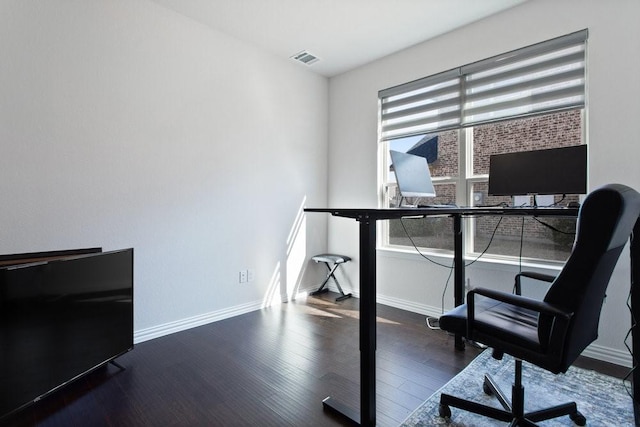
149,0,526,77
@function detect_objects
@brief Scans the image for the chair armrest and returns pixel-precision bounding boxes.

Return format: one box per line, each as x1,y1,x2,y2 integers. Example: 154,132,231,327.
514,271,556,295
468,287,571,319
467,287,573,350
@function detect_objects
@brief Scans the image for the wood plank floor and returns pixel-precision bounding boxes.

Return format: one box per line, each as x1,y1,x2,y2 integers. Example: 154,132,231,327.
2,292,628,426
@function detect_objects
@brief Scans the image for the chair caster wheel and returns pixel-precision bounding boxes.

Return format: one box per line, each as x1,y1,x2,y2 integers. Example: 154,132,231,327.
438,403,451,418
483,381,493,395
570,411,586,426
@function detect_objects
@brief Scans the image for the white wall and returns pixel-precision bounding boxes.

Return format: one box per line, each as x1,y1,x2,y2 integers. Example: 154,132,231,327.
0,0,329,340
327,0,640,365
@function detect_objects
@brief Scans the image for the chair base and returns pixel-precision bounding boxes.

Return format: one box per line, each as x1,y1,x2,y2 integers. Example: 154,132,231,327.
439,365,586,426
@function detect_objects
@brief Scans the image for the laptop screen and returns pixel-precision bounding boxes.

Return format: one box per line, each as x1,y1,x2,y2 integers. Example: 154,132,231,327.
390,150,436,198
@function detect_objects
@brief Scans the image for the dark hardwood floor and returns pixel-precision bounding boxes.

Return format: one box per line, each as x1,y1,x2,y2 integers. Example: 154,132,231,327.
2,292,628,426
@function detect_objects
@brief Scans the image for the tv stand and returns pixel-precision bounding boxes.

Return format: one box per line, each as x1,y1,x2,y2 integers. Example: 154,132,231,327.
109,360,126,371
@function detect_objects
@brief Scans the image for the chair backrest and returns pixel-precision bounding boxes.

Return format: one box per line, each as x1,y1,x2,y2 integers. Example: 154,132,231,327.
542,184,640,370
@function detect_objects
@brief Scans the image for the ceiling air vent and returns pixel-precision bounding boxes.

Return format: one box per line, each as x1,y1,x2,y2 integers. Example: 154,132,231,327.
291,50,319,66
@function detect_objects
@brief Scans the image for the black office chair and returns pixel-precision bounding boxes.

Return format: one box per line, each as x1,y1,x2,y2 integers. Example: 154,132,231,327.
438,183,640,426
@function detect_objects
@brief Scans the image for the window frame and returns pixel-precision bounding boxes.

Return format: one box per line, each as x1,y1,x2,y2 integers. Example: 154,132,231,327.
379,124,585,266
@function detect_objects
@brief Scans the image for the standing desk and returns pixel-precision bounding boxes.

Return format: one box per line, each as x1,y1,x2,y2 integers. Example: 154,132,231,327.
304,206,640,426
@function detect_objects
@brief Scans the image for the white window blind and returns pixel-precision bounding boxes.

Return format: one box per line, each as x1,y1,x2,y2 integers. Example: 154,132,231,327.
379,29,587,141
379,69,461,140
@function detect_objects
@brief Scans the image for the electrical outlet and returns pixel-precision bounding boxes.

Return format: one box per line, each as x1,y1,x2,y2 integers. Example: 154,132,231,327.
239,270,247,283
247,269,255,282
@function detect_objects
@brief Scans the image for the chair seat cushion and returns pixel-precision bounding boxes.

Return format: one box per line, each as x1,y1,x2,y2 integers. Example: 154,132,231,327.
440,295,542,353
312,254,351,264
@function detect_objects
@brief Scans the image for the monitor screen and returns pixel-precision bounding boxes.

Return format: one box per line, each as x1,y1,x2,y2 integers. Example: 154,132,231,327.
488,145,587,196
390,150,436,198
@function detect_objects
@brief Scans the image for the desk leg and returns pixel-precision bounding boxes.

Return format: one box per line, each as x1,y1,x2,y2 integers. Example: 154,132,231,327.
631,219,640,421
322,218,376,426
453,214,465,350
359,218,377,426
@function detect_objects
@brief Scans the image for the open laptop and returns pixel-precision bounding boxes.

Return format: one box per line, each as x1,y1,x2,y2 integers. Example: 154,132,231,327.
390,150,437,206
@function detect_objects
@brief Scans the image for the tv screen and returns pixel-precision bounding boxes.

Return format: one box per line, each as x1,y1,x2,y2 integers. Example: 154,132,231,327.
0,248,134,420
488,145,587,196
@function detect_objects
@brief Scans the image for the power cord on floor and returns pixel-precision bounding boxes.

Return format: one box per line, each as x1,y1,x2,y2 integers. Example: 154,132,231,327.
426,316,440,330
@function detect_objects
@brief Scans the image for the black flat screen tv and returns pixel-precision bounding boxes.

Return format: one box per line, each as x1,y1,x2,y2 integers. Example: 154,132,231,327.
488,145,587,196
0,248,134,420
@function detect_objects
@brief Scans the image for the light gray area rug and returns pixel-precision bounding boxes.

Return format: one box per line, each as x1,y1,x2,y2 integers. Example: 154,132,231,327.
401,350,635,426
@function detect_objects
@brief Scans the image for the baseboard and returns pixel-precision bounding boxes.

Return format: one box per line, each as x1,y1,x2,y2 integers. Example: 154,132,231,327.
375,293,443,319
134,288,314,344
581,343,633,368
134,300,264,344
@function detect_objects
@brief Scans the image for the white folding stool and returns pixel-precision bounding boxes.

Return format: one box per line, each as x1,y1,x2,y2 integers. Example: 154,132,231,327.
310,254,352,302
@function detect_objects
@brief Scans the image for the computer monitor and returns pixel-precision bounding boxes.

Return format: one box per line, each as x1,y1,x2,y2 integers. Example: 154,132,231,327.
488,145,587,196
389,150,436,198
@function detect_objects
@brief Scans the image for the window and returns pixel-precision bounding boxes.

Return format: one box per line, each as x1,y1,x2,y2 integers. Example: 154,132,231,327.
379,30,587,262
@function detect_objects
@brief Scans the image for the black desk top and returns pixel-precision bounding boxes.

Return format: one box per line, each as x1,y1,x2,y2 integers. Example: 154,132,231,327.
304,206,579,220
